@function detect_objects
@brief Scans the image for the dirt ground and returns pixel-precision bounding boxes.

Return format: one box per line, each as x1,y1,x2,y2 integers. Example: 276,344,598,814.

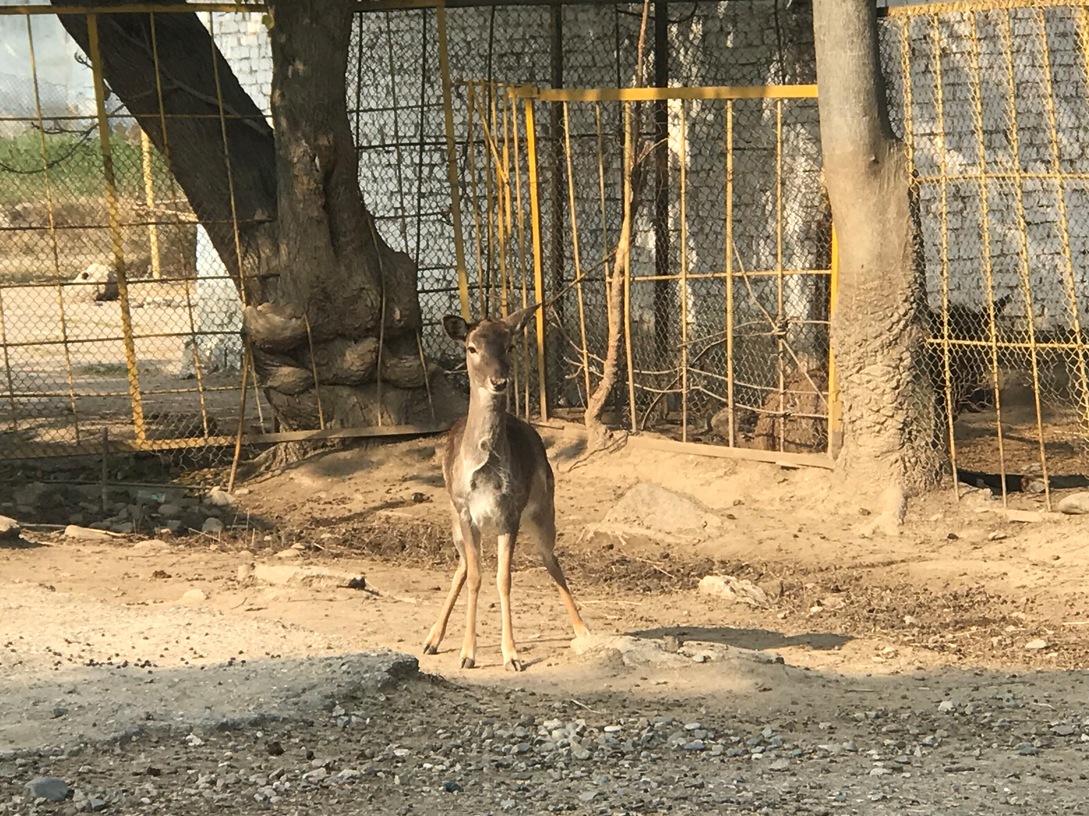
4,429,1089,814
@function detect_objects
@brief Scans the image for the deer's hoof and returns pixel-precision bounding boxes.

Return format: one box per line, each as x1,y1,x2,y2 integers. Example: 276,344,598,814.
460,657,475,669
504,659,525,673
422,645,438,656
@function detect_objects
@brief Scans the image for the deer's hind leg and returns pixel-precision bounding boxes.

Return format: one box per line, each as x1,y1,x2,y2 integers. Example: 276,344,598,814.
525,496,590,639
423,506,468,656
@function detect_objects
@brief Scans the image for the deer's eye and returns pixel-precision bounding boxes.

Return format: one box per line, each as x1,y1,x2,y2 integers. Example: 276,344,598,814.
467,346,478,355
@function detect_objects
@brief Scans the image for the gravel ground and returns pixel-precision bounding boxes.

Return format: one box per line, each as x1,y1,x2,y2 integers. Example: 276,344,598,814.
6,668,1089,815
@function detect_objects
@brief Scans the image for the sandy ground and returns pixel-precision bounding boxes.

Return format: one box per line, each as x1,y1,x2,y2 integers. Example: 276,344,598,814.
3,429,1089,813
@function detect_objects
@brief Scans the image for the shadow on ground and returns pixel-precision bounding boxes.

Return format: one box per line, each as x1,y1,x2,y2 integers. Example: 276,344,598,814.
630,624,852,652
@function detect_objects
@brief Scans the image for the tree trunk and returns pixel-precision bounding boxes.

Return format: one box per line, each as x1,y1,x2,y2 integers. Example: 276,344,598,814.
53,0,456,432
812,0,943,519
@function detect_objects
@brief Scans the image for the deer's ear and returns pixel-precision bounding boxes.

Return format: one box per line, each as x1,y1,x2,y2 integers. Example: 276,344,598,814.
442,315,470,343
503,304,540,336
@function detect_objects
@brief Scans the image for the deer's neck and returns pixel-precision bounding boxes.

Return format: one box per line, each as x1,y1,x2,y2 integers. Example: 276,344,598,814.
461,391,509,473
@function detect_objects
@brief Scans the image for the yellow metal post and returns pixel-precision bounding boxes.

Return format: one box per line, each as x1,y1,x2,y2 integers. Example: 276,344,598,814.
509,90,533,419
678,100,689,442
963,13,1010,505
89,14,147,444
523,98,549,421
927,14,961,499
561,102,592,405
27,16,81,443
140,131,162,279
724,101,736,448
437,1,471,321
622,100,637,432
827,224,841,456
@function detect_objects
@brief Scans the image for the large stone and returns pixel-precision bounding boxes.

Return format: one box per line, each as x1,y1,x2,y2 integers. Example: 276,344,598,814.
204,487,233,507
585,482,724,546
25,776,70,802
252,564,366,590
0,515,21,541
698,575,771,607
64,525,119,541
67,262,118,303
1058,492,1089,515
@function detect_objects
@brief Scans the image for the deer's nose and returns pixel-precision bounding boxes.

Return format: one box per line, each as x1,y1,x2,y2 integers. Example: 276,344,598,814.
489,376,508,393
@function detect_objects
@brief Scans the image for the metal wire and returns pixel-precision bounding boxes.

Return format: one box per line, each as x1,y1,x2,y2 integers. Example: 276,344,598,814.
882,3,1089,507
463,82,832,455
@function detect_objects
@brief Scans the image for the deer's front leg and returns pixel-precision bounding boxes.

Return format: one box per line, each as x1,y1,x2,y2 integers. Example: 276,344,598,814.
459,515,483,669
496,528,522,672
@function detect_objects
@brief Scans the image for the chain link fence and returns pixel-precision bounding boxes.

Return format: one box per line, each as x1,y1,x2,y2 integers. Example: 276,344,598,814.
462,85,831,455
0,0,829,467
0,7,273,466
881,1,1089,506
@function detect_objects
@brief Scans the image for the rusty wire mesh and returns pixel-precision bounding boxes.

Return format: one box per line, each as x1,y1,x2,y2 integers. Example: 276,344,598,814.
463,85,832,454
0,8,272,464
0,0,830,466
881,2,1089,506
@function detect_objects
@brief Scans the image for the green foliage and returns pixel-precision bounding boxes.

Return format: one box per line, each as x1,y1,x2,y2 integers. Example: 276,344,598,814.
0,127,169,207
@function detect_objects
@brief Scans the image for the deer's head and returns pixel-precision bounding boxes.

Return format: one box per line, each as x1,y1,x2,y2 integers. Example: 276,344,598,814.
443,306,537,397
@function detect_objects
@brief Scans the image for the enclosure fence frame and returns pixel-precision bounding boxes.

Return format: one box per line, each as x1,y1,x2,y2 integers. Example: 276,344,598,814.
480,82,839,469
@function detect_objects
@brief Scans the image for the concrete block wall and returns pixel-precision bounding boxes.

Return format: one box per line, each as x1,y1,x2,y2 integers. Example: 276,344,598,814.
881,7,1089,332
203,2,828,394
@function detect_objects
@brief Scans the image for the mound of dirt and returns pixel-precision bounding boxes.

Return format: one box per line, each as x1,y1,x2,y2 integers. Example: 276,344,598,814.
591,482,724,543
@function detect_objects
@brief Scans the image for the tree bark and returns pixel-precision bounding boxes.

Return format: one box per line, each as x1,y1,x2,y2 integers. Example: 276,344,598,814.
812,0,943,519
53,0,455,432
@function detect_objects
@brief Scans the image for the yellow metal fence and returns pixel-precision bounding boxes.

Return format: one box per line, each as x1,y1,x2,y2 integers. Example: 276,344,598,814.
883,0,1089,506
0,6,270,461
458,82,835,461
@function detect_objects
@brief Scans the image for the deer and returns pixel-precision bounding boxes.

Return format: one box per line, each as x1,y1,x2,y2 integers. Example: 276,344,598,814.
422,305,590,672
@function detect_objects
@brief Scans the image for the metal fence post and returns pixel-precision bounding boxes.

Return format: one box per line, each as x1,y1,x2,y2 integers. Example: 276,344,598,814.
88,13,148,445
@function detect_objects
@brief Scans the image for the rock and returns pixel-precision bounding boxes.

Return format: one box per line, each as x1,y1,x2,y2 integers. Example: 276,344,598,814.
441,780,463,793
1015,742,1038,756
202,517,225,534
1005,509,1047,524
571,633,691,668
158,504,183,519
181,588,208,603
204,487,233,507
0,515,21,540
588,482,724,544
237,563,254,582
938,700,956,713
67,262,118,302
698,575,770,607
64,525,118,541
25,776,70,802
131,539,168,553
252,564,364,590
1024,638,1049,650
110,522,134,534
1058,492,1089,515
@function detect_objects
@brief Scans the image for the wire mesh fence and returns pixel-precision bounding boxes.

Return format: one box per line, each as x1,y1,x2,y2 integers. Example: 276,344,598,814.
0,0,828,466
462,84,832,456
881,0,1089,506
0,7,273,465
